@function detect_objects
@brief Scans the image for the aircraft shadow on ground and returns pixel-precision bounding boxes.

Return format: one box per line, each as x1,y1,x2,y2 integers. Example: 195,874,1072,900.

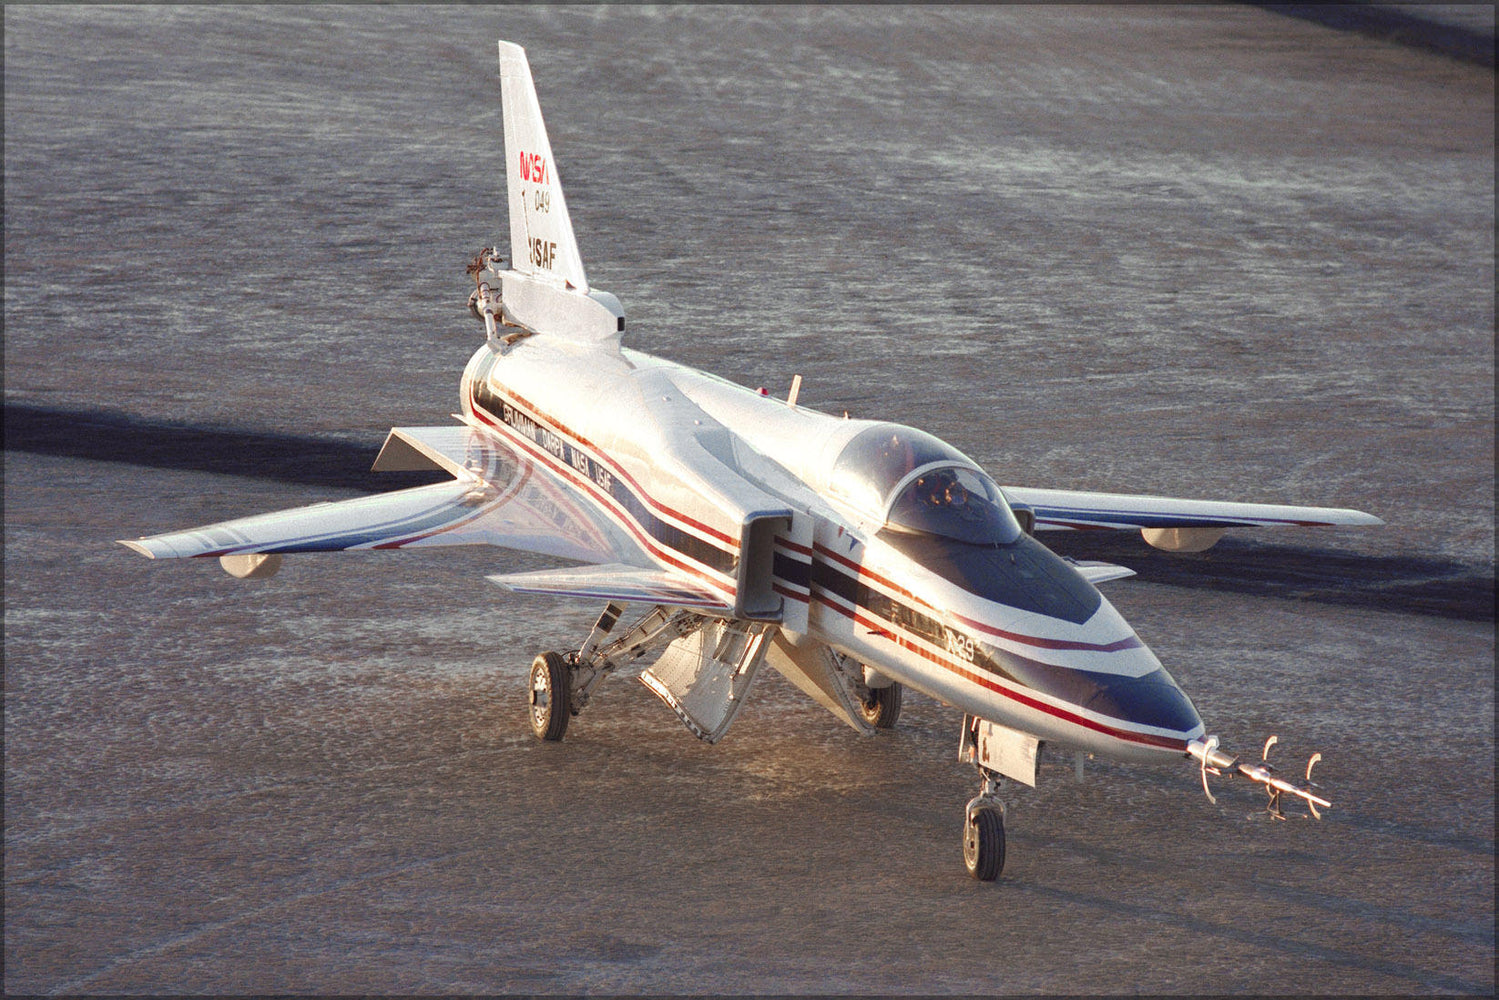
1042,534,1492,624
4,403,448,494
7,403,1491,622
1248,1,1495,68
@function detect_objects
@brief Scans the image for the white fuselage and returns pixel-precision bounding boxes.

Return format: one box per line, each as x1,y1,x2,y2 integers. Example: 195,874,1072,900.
460,336,1205,764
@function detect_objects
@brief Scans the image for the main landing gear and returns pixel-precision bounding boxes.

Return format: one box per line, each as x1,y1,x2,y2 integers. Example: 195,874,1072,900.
522,602,706,742
527,652,571,741
857,675,903,730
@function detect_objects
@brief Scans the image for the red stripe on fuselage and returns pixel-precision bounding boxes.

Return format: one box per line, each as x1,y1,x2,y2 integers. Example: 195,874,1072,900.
774,537,814,558
772,581,812,604
812,586,1185,751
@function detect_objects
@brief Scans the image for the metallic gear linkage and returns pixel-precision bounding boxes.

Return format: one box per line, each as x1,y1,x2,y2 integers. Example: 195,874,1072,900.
566,603,705,714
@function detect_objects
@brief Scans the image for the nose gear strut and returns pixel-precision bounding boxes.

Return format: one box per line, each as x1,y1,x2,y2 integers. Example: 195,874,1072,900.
957,714,1025,880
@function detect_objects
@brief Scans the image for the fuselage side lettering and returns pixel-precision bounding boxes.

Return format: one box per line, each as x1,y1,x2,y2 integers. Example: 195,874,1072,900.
476,380,738,579
945,626,976,663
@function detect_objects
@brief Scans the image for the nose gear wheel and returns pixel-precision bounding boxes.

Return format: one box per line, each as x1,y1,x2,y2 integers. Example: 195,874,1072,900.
963,805,1006,881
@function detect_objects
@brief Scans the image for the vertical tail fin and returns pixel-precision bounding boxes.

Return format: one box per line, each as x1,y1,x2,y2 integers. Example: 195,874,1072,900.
490,41,623,346
498,41,589,292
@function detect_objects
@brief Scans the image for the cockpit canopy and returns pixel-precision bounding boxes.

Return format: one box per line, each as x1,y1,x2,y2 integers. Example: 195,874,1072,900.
828,423,1023,545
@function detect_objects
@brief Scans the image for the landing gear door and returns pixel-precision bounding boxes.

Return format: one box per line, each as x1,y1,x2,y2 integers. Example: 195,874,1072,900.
640,620,772,744
959,715,1040,788
762,633,876,735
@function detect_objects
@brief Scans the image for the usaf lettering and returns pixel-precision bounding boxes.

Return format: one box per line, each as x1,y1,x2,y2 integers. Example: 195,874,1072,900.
530,237,557,270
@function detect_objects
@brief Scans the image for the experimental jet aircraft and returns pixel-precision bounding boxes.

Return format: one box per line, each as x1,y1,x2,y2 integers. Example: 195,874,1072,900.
121,41,1382,880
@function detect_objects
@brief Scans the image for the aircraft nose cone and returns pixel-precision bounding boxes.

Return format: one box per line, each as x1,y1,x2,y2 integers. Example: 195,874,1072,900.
1084,668,1202,735
985,639,1203,738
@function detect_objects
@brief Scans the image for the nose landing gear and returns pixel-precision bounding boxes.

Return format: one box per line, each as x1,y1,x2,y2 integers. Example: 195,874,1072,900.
956,714,1037,881
963,773,1007,881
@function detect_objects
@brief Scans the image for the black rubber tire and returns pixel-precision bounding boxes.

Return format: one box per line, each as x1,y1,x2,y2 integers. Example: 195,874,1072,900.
963,807,1006,881
527,652,570,742
859,680,903,729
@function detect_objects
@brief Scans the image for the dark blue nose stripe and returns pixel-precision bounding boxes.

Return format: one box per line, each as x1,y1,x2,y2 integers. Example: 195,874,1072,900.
803,544,1201,734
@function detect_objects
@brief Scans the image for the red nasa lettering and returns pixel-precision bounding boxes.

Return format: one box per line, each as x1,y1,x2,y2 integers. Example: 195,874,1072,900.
519,151,548,185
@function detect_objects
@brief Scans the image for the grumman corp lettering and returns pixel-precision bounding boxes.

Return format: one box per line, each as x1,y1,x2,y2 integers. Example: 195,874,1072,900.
501,403,543,446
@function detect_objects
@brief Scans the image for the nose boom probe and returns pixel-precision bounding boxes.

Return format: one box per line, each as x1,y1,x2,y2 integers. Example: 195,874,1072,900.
1187,736,1330,819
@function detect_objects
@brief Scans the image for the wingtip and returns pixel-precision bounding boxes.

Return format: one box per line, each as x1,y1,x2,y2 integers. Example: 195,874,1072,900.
1307,508,1384,527
117,539,157,559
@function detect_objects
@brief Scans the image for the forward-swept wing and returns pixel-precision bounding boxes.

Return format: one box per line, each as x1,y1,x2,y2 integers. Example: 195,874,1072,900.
118,423,730,609
1003,485,1383,551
